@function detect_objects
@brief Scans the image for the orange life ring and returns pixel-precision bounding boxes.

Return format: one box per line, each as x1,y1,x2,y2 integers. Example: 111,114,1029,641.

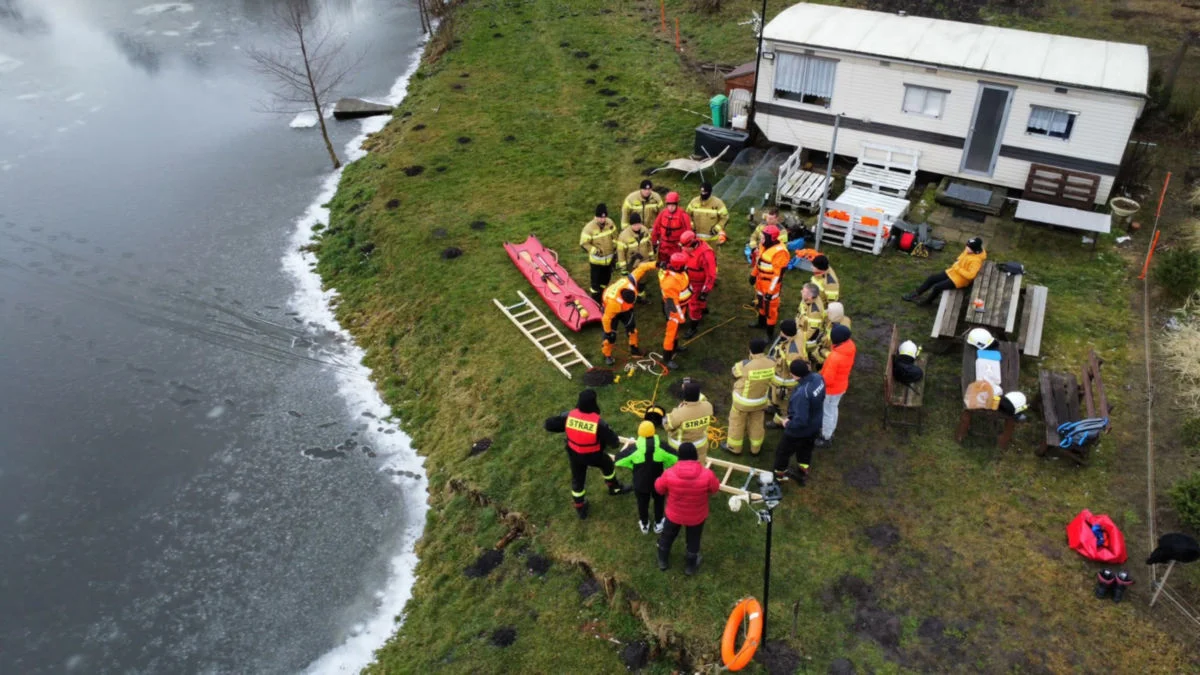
720,597,763,671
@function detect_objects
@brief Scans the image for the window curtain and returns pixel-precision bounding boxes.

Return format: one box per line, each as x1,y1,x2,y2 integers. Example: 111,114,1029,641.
1029,106,1070,134
802,57,836,99
775,53,807,95
775,53,836,99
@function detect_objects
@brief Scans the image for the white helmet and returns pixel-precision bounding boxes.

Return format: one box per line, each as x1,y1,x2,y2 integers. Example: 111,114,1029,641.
1002,391,1028,415
966,328,995,351
898,340,920,358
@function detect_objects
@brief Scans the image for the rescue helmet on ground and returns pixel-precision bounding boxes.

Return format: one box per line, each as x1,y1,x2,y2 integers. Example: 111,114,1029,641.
665,191,680,205
679,229,697,247
898,340,921,359
966,328,995,351
812,255,830,271
669,252,688,270
638,420,656,437
1000,391,1028,415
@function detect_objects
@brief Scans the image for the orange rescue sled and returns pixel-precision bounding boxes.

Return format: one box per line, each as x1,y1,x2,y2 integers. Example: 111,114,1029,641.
504,235,601,332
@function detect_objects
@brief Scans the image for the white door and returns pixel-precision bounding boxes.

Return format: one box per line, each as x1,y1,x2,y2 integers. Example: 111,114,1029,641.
961,84,1014,176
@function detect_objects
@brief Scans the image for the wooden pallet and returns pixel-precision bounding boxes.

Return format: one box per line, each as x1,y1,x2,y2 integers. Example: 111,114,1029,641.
1023,163,1100,208
819,190,909,255
494,291,592,379
776,146,830,211
845,142,919,197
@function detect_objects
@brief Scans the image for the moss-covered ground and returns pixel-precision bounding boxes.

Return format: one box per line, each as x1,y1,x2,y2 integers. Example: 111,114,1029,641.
312,1,1200,671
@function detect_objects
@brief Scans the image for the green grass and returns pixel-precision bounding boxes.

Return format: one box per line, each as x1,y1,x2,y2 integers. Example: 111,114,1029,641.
313,1,1200,672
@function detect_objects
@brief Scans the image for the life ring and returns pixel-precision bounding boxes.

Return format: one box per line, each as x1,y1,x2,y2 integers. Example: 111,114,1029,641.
720,597,763,671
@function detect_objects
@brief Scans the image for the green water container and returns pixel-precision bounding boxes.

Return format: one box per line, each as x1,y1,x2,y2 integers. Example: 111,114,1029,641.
709,94,729,128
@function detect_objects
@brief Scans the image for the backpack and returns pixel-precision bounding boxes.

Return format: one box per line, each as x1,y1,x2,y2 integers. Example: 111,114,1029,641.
892,354,924,385
999,262,1026,276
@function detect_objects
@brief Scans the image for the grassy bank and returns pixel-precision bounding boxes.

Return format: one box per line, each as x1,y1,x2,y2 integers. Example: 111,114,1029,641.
313,1,1200,671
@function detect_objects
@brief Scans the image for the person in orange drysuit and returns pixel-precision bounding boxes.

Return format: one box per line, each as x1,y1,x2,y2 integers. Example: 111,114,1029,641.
659,252,692,370
651,191,693,267
678,229,716,340
600,261,657,365
748,224,789,341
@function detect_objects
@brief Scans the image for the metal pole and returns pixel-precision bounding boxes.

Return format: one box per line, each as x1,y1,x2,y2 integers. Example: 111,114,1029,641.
1149,560,1176,608
761,510,773,643
814,114,840,251
747,0,768,143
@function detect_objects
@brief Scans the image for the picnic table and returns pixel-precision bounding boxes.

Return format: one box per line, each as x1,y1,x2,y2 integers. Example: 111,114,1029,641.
964,261,1022,334
957,340,1021,448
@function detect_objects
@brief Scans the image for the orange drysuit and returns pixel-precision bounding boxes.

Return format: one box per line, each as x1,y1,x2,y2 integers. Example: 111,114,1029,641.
660,269,693,351
601,262,656,358
751,242,789,327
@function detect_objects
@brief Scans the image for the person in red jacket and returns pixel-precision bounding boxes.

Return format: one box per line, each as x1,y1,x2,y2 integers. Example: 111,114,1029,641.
651,191,693,266
816,324,855,448
679,229,717,339
654,442,720,575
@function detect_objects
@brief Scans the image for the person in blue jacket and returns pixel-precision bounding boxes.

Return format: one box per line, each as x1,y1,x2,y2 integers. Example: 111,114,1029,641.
774,359,825,485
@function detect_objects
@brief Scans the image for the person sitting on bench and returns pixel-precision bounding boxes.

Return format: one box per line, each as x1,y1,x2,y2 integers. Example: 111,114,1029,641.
902,237,986,306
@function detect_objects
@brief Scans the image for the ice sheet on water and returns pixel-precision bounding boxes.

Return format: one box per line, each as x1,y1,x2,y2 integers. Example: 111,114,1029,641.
66,92,85,102
285,32,433,675
133,3,194,16
0,54,23,73
289,112,318,129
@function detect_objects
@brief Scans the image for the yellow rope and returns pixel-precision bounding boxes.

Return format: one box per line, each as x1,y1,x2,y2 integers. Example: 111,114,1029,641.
620,367,727,445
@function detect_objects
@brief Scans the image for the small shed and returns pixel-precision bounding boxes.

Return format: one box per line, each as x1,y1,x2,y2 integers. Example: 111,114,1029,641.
724,61,756,96
754,4,1149,205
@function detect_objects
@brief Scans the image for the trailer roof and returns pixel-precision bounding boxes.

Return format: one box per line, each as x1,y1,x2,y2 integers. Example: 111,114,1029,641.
764,4,1148,97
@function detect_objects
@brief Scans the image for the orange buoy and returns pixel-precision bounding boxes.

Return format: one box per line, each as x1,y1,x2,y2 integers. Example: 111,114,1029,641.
720,597,763,671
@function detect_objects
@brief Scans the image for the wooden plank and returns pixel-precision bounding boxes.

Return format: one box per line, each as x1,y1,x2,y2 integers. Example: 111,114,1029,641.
1017,289,1033,350
1039,370,1059,450
1024,286,1048,357
885,324,899,404
932,292,951,338
1004,273,1023,335
1023,163,1101,207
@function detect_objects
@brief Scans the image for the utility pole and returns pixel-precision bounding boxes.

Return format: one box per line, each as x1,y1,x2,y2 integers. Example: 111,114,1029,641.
746,0,768,142
814,114,841,251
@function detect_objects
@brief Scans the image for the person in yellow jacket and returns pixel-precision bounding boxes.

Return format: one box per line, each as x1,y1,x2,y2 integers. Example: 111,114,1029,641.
580,203,618,302
903,237,986,306
685,182,729,244
796,283,829,367
747,207,789,253
768,319,807,426
622,179,664,227
600,261,658,365
664,381,714,462
721,337,776,456
615,213,654,280
810,254,840,304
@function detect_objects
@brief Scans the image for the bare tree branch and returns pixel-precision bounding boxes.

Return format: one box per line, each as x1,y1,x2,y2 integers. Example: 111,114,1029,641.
246,0,361,169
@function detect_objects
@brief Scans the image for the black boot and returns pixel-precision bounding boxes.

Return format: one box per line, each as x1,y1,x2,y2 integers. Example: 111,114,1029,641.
607,479,632,496
1112,570,1133,602
748,315,766,330
575,501,590,520
1094,569,1115,599
663,350,678,370
684,553,701,576
657,544,669,571
683,320,699,340
765,324,776,342
629,345,642,356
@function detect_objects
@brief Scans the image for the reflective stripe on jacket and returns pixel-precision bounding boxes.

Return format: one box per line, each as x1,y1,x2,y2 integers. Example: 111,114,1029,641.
686,196,729,239
622,190,665,227
665,399,714,448
812,268,840,302
731,354,776,408
580,218,617,264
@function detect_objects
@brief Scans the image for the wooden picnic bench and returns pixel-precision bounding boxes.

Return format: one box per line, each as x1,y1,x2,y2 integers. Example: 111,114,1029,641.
964,261,1022,335
1017,285,1049,357
845,142,920,197
883,324,928,432
957,340,1021,448
1037,349,1110,464
931,288,966,340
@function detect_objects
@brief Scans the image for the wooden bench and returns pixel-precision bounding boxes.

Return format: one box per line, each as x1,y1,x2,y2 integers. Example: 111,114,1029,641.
1037,349,1110,464
883,324,927,432
964,261,1022,335
931,287,966,340
1017,285,1049,357
845,142,919,197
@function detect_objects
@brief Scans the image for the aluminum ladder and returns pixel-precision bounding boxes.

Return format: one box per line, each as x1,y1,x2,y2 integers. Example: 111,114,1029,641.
494,291,592,379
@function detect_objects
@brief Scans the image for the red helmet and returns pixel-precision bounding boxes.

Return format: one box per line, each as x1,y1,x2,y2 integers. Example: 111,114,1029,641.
763,224,780,239
679,229,697,246
665,191,680,204
669,252,688,270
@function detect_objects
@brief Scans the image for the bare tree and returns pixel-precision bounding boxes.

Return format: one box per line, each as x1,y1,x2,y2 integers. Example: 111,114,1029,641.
249,0,358,169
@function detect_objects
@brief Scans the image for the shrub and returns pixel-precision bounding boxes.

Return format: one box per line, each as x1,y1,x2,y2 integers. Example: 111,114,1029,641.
1183,417,1200,447
1152,248,1200,301
1169,471,1200,531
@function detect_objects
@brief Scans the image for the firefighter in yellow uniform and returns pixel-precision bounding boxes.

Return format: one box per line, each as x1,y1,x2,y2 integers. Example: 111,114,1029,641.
747,207,789,253
615,214,654,302
622,179,664,228
796,282,830,368
721,337,776,456
768,319,807,426
580,203,618,302
600,261,658,365
664,381,714,462
810,254,840,304
685,182,729,245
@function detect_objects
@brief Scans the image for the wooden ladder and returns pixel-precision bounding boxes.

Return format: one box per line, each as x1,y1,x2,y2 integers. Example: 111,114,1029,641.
705,456,769,502
494,291,592,379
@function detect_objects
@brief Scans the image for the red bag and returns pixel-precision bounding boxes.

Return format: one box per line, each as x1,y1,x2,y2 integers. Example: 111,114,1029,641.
1066,509,1127,564
899,231,916,252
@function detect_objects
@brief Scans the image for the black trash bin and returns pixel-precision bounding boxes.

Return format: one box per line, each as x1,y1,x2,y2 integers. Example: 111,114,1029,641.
694,124,749,160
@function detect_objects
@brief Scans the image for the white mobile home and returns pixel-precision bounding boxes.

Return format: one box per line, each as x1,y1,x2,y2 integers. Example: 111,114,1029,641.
755,3,1149,205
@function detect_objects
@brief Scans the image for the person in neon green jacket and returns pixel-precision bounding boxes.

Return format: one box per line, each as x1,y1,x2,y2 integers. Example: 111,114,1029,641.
614,420,678,534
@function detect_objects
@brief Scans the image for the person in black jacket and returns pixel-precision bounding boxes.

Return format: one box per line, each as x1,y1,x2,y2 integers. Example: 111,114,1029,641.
774,359,826,486
614,420,678,534
545,389,631,519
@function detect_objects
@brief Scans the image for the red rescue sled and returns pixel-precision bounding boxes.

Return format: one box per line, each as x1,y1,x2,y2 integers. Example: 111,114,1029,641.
504,236,601,332
1066,509,1127,564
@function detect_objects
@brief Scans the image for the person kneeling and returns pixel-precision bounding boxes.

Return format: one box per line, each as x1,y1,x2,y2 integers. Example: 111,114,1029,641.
654,442,720,575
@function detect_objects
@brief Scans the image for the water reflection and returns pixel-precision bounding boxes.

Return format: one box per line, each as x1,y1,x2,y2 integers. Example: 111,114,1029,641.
109,30,163,73
0,0,50,35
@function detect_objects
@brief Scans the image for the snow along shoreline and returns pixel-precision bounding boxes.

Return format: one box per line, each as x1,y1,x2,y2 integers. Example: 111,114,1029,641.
283,34,431,675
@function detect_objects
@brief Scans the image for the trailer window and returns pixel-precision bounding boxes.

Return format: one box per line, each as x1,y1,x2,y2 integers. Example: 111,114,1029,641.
1026,106,1076,140
774,53,836,108
902,85,946,118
